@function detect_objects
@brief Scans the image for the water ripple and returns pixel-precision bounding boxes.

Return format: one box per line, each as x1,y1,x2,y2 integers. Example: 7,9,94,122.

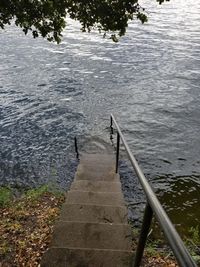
0,0,199,230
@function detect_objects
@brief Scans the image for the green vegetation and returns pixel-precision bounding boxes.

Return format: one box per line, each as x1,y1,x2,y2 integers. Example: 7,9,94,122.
144,227,200,265
0,0,170,43
189,226,200,246
0,185,65,266
131,226,174,265
145,240,163,257
25,184,63,199
0,187,12,207
25,185,50,199
186,226,200,264
131,225,200,266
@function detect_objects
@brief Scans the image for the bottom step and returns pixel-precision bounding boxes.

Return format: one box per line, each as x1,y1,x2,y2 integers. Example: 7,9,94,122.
41,247,133,267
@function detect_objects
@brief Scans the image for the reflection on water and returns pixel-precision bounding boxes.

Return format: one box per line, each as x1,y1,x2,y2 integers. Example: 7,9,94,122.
0,0,200,232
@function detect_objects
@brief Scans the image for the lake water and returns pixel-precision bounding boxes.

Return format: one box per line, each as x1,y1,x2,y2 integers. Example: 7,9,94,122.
0,0,199,234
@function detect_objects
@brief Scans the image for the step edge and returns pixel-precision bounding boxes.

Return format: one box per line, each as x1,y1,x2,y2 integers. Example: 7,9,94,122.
71,181,121,184
67,190,123,195
61,203,127,208
55,221,131,227
62,205,127,210
48,246,133,253
70,190,122,193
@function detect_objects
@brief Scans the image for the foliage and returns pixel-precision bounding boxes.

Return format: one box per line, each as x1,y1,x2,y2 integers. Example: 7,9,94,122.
0,187,12,207
132,227,139,238
145,238,169,258
189,226,200,246
130,225,178,266
144,228,200,266
25,184,50,200
185,226,200,264
146,240,160,257
0,0,170,43
25,184,64,201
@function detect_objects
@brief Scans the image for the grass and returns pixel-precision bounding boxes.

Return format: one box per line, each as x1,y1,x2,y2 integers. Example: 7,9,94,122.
0,185,65,266
0,187,12,207
145,240,162,257
131,226,176,266
25,185,49,199
131,225,200,266
186,226,200,264
189,225,200,246
144,228,200,265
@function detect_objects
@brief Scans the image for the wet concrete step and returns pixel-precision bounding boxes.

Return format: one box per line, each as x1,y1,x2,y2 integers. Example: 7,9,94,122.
51,221,132,250
41,247,133,267
75,154,118,182
70,180,122,192
80,153,115,165
59,203,128,223
75,170,120,182
65,191,124,206
78,157,115,167
76,163,115,174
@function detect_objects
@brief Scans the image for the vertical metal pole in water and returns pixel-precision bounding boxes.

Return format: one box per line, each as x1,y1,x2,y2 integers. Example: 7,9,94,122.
74,137,79,159
110,116,114,139
116,132,120,173
133,202,153,267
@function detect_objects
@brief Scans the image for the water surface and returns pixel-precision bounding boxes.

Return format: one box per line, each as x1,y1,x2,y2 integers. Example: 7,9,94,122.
0,0,199,233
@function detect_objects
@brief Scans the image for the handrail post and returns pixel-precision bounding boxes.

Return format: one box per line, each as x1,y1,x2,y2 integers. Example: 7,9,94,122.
133,202,153,267
74,137,79,159
110,115,114,140
116,132,120,173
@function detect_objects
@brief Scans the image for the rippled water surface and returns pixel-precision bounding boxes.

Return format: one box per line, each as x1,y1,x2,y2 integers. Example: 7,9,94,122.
0,0,199,231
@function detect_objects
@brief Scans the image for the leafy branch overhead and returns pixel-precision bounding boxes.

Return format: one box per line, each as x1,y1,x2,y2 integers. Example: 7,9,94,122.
0,0,170,43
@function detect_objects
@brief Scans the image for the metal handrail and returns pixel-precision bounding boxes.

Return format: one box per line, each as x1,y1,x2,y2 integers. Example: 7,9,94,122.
110,114,197,267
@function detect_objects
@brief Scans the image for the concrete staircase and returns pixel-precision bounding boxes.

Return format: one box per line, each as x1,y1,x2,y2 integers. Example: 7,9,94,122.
41,153,133,267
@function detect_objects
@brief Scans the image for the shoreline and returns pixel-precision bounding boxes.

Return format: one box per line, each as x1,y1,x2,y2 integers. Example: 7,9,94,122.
0,186,199,266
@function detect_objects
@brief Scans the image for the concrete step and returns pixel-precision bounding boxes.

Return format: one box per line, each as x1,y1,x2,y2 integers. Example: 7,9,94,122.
51,221,132,250
59,204,128,223
65,191,124,206
70,180,122,193
41,247,133,267
77,162,115,174
80,153,115,165
75,169,120,182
